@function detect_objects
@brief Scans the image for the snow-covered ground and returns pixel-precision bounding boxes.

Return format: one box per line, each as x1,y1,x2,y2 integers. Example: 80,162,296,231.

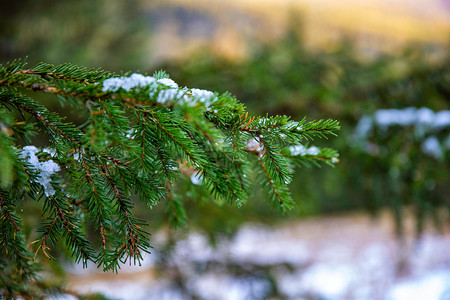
65,211,450,300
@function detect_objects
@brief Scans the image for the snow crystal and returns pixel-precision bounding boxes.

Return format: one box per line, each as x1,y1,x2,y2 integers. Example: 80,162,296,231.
289,145,320,156
421,136,443,160
20,146,60,196
102,73,156,92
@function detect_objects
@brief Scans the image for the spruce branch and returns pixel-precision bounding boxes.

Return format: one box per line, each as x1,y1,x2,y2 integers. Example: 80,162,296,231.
0,59,339,295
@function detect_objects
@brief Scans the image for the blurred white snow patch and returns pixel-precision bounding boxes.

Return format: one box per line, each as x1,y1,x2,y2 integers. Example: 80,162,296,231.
358,107,450,135
73,280,152,300
416,107,435,126
230,226,309,265
409,234,450,274
173,233,217,264
375,107,416,128
421,136,443,159
354,115,373,138
434,111,450,128
302,264,354,299
388,270,450,300
190,274,270,300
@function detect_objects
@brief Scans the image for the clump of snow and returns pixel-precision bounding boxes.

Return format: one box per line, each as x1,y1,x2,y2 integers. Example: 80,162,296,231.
156,88,187,104
102,73,219,109
157,78,178,89
102,73,156,92
190,88,215,105
289,145,320,156
19,146,60,196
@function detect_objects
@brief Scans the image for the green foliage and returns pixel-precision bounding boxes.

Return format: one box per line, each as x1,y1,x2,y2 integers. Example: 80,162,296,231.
0,0,150,71
351,108,450,237
0,58,339,298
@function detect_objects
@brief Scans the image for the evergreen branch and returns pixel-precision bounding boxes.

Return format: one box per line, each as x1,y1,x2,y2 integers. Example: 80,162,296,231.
79,153,111,251
258,135,293,184
149,112,206,168
29,62,114,83
190,119,248,204
0,59,340,295
0,90,82,145
0,191,19,232
257,157,294,212
298,119,341,139
0,190,37,286
103,168,147,259
33,215,59,260
156,142,187,227
49,195,93,265
285,145,340,167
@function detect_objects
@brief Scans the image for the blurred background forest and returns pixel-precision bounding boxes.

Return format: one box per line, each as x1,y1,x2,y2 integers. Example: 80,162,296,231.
1,0,450,299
